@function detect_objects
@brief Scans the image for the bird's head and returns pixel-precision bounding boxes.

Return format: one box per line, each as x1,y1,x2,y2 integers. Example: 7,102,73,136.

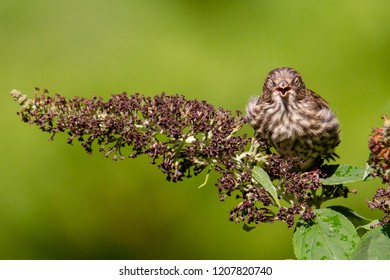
263,67,306,100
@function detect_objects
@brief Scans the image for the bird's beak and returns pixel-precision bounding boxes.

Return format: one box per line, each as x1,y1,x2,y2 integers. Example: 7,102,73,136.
277,81,290,97
278,80,288,89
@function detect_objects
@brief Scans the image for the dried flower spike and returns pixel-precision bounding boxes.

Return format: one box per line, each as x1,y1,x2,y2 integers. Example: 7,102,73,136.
11,88,348,228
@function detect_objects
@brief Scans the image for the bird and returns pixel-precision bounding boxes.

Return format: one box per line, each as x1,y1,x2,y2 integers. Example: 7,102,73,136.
246,67,340,170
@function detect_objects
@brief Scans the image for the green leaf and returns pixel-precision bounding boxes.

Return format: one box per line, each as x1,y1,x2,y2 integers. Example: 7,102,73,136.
352,223,390,260
293,208,360,260
198,166,212,189
327,206,371,228
252,166,280,207
357,219,380,231
320,164,374,186
328,205,373,237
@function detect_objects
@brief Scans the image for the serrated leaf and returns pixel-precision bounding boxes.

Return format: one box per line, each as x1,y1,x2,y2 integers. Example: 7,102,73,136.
320,164,374,185
252,166,280,207
293,208,360,260
328,205,372,237
327,206,371,228
357,219,380,231
352,223,390,260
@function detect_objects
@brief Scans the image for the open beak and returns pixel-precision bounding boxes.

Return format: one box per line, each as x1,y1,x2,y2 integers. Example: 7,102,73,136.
277,81,290,97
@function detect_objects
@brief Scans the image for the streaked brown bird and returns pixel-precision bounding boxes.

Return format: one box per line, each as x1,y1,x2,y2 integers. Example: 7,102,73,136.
246,67,340,170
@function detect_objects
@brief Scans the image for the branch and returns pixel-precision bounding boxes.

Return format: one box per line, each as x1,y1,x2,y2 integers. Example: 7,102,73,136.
11,88,386,229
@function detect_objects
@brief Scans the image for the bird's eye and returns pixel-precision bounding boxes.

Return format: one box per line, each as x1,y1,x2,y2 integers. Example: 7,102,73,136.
292,76,301,87
267,79,275,88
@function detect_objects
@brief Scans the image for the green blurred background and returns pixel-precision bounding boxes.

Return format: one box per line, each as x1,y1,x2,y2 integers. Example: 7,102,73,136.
1,0,389,259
